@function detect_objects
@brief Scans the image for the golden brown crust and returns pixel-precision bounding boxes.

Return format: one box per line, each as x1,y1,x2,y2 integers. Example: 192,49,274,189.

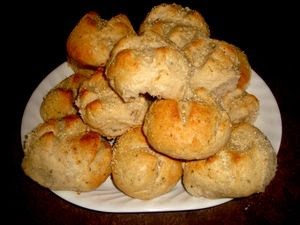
22,115,112,192
40,73,88,121
183,123,277,198
76,68,149,138
111,126,182,200
66,12,135,68
143,89,232,160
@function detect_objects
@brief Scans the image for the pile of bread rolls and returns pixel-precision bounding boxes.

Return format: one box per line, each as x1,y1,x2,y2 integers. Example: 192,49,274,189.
22,3,277,200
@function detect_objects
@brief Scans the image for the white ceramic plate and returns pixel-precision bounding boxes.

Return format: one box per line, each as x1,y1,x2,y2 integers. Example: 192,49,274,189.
21,62,282,212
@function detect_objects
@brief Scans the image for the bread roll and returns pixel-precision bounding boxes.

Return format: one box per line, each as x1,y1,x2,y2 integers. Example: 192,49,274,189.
40,73,87,121
183,123,277,198
66,11,135,73
143,88,232,160
183,38,251,97
22,115,112,192
106,31,192,101
139,3,210,48
76,68,149,138
221,89,259,124
111,126,182,200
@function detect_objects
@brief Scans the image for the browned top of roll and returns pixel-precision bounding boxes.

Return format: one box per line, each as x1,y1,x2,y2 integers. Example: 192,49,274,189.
22,115,112,192
67,11,135,67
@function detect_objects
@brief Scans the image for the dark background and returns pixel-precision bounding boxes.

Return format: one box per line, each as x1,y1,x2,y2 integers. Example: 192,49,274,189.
7,0,299,224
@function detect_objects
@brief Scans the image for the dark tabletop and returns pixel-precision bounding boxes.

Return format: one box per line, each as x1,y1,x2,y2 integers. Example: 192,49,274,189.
7,1,299,224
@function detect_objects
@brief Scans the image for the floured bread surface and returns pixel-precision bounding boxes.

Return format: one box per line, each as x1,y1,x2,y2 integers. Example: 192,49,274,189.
111,126,182,200
76,68,149,139
106,31,191,101
22,115,112,192
184,38,251,97
67,11,135,70
40,73,87,121
140,3,210,48
221,89,259,124
143,88,232,160
183,123,277,198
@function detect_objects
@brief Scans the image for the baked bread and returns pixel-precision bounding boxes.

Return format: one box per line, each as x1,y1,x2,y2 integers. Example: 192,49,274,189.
143,88,232,160
139,3,210,48
40,73,87,121
236,49,251,90
183,122,277,198
111,126,182,200
22,115,112,192
66,11,135,73
183,38,251,97
221,89,259,124
106,31,192,101
76,68,149,138
67,57,97,76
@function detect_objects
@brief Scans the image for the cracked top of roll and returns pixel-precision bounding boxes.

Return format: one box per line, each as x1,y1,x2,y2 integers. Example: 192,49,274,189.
111,126,182,200
106,31,192,101
143,88,232,160
183,122,277,198
67,11,135,69
139,3,210,48
76,68,149,139
22,115,112,192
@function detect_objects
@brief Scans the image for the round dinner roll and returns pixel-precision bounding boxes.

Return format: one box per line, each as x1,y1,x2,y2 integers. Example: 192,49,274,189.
106,31,192,101
66,11,135,73
139,3,210,48
76,68,149,139
183,37,251,97
183,122,277,198
22,115,112,192
221,89,259,124
40,73,87,121
111,126,182,200
143,88,232,160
